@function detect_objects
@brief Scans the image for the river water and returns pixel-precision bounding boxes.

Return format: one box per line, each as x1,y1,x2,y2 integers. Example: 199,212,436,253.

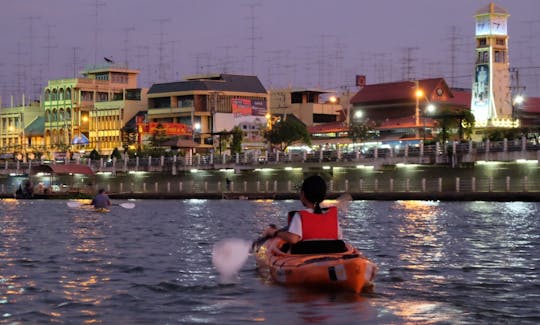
0,198,538,324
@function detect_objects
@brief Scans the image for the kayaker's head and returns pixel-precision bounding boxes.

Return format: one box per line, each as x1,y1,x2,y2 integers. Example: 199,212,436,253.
300,175,326,213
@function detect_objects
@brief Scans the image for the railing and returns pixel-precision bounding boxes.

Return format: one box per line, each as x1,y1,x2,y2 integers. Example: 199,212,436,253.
3,175,538,198
0,138,539,175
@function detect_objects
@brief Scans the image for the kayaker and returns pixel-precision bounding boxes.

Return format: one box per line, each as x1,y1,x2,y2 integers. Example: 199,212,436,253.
262,175,342,248
91,188,111,209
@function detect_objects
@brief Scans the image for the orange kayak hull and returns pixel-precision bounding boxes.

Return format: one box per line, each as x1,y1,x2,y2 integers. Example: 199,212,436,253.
254,238,377,294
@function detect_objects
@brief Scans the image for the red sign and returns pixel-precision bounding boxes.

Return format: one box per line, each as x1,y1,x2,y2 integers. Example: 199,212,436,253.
232,98,252,116
138,122,192,136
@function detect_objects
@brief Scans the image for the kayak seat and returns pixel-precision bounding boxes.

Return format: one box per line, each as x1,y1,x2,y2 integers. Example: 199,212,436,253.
287,240,348,254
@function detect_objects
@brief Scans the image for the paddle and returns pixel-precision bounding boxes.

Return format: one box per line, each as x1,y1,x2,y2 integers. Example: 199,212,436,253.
66,201,136,209
211,193,353,282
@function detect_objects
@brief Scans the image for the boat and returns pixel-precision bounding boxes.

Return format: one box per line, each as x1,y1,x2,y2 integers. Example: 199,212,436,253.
253,237,377,294
75,204,110,213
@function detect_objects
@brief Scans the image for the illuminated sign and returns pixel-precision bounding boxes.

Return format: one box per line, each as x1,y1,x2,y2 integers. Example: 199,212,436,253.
231,98,267,117
138,122,192,136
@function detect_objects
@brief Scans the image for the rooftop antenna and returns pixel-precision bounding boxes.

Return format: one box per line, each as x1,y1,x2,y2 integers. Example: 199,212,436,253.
43,24,58,81
72,47,81,77
154,18,171,82
122,26,135,68
134,45,151,86
91,0,107,67
15,42,29,99
194,52,211,74
23,16,41,99
401,46,419,81
166,40,181,80
244,2,262,75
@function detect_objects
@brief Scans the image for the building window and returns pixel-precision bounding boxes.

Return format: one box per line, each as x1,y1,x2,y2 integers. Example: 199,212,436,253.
478,38,487,46
97,92,109,102
494,50,506,63
81,91,93,101
496,38,505,46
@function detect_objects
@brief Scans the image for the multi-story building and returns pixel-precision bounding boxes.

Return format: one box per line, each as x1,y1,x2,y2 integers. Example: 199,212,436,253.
146,74,268,152
269,88,347,146
0,96,43,157
43,64,147,156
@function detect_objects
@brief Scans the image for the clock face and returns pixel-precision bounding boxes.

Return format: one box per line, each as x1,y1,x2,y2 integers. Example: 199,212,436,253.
476,15,490,35
490,15,507,35
436,88,443,96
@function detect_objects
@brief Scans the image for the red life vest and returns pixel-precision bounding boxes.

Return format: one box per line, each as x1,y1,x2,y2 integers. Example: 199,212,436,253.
297,206,338,240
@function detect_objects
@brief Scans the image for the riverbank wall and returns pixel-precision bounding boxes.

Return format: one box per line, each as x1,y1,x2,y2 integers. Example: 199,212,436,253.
2,159,539,201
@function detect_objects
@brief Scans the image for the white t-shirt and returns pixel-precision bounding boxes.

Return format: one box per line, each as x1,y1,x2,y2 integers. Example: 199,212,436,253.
288,208,343,240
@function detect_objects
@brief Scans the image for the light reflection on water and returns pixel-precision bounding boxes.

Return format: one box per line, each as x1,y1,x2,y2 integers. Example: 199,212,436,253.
0,199,538,324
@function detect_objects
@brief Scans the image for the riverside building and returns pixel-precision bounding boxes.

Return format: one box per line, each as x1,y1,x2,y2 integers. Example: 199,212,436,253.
42,64,147,157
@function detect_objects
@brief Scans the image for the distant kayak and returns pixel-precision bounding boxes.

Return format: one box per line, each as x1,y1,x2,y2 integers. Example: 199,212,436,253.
76,204,110,213
253,237,377,294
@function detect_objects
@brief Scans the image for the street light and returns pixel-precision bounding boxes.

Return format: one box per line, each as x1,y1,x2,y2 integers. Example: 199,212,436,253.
415,81,424,138
423,103,436,142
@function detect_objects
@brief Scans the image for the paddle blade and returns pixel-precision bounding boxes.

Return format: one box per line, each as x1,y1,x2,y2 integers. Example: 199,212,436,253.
212,238,251,283
118,202,136,209
67,202,82,208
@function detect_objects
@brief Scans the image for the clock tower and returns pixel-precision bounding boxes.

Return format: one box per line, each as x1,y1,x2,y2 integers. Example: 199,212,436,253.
471,3,514,128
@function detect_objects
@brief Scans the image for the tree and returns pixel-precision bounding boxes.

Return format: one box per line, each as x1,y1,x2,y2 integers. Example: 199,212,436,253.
110,147,122,160
264,118,311,151
150,123,169,148
88,149,101,160
230,126,244,154
432,107,475,143
349,120,375,143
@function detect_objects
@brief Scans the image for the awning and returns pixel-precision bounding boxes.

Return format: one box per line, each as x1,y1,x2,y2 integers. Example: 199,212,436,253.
72,134,89,144
32,164,94,175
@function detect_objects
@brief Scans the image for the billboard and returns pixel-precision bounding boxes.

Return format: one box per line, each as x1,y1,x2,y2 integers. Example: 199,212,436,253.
471,64,490,122
138,122,192,136
231,98,267,117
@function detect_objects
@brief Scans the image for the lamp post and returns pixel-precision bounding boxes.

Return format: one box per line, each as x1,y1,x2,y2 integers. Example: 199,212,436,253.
415,81,424,139
423,103,436,142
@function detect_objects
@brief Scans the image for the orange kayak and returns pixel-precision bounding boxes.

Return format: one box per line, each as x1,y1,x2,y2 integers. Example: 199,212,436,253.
253,237,377,294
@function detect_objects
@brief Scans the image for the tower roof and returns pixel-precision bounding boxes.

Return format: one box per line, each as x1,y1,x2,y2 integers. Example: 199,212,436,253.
475,2,509,16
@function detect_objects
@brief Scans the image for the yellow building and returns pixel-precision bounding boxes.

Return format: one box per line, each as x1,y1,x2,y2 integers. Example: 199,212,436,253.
43,64,147,155
0,96,43,157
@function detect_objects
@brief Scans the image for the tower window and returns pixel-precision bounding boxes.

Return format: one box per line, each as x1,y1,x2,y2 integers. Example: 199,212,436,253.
494,51,506,63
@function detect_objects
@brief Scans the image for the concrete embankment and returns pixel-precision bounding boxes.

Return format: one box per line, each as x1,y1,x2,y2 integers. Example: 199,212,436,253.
107,191,540,202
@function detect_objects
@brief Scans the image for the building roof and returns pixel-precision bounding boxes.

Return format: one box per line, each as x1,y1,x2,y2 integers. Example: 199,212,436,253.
447,88,472,108
476,3,509,16
148,74,267,95
350,78,449,104
24,116,45,137
32,164,94,175
520,97,540,114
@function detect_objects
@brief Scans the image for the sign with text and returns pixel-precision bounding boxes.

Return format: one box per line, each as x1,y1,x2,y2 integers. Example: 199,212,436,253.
138,122,192,136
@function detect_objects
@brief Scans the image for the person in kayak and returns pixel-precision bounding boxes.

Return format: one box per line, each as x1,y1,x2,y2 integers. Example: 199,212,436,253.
91,188,111,209
262,175,343,252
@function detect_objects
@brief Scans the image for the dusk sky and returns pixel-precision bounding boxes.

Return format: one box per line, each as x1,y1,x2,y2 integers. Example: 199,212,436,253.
1,0,539,104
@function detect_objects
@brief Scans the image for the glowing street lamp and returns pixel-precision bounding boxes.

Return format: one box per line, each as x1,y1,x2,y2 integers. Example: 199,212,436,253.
415,82,424,136
423,103,436,141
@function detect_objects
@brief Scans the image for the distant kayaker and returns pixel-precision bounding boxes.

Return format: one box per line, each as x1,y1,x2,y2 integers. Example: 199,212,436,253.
262,175,342,246
91,188,111,209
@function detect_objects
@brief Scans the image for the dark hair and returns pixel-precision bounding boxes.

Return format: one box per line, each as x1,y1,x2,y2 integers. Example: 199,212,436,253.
98,188,106,194
301,175,326,214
